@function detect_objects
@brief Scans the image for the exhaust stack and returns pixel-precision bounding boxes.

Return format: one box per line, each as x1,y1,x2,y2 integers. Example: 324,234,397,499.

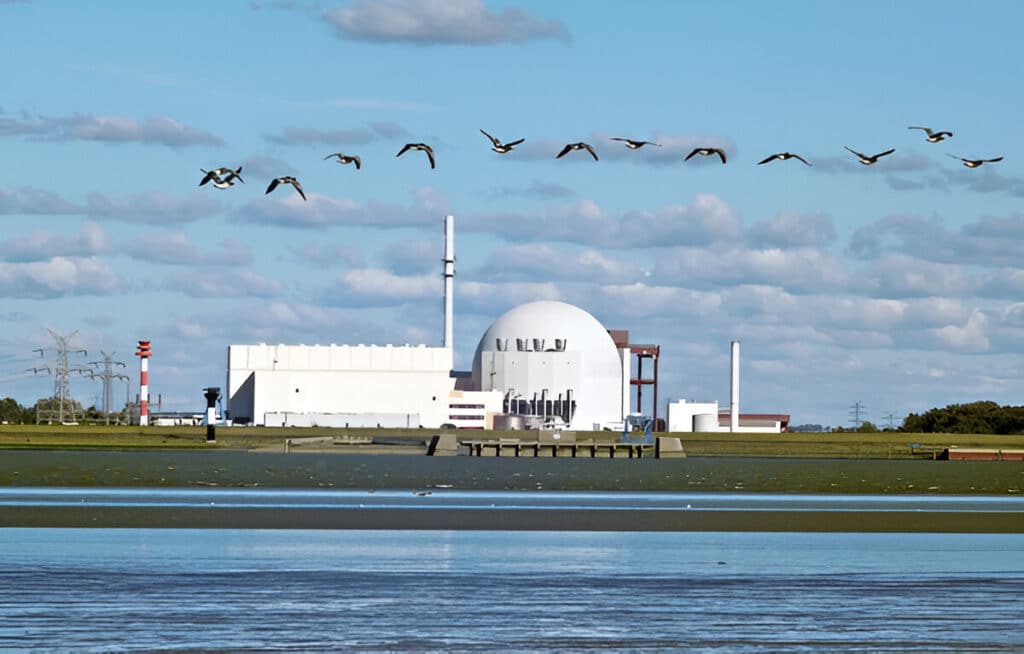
730,340,740,432
443,215,455,349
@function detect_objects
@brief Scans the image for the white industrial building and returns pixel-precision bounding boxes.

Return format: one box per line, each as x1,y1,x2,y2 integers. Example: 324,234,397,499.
226,215,784,432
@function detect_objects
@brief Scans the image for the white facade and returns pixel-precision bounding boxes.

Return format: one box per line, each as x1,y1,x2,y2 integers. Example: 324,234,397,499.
470,301,627,431
667,399,722,433
227,343,455,427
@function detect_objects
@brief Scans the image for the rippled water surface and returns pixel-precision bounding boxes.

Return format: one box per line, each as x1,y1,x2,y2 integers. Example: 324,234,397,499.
2,523,1022,652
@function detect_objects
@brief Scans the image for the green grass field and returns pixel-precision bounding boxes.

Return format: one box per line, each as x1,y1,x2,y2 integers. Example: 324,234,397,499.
1,423,1021,458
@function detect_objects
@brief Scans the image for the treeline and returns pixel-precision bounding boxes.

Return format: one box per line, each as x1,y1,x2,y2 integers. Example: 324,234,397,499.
0,397,35,424
901,401,1024,435
0,397,113,425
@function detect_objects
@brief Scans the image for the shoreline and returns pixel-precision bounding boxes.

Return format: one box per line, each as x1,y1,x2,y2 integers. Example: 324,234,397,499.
1,449,1022,494
2,450,1023,532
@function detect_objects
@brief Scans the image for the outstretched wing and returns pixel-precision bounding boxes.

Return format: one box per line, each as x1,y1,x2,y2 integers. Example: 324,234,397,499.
874,148,896,159
396,143,413,157
792,154,811,166
555,144,573,159
506,138,525,147
983,156,1004,163
352,155,361,170
324,153,341,160
582,142,599,161
844,146,866,159
684,148,701,161
424,147,436,169
480,129,499,147
757,154,779,165
265,178,281,195
292,180,307,201
714,148,727,164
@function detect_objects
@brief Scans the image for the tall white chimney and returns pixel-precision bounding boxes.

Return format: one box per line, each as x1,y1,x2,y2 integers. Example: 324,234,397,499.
730,340,740,432
443,215,455,350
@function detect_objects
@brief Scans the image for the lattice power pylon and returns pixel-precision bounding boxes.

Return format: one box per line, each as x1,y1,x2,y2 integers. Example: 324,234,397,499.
31,329,89,424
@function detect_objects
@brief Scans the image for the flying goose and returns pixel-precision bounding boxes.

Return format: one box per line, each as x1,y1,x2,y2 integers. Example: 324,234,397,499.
556,141,599,161
947,154,1004,168
396,143,436,169
610,137,662,150
265,176,307,201
758,152,811,166
480,129,525,154
199,166,244,188
844,146,895,165
323,152,361,169
908,126,953,142
684,147,727,164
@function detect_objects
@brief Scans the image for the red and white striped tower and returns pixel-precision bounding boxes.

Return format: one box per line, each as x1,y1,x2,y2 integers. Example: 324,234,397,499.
135,340,152,426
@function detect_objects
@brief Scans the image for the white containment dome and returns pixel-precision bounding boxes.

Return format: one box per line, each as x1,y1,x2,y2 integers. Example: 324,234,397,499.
471,301,625,430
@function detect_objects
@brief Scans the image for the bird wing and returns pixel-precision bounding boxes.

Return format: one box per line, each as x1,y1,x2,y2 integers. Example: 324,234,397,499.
757,154,778,165
582,143,599,160
556,144,573,159
266,178,280,194
199,169,218,186
396,144,413,157
793,154,811,166
324,153,340,160
936,131,953,138
908,126,931,134
609,137,627,142
424,147,436,169
875,148,896,158
684,148,700,161
983,157,1004,163
292,180,307,201
506,138,525,147
715,148,727,163
480,129,499,147
844,146,867,159
946,153,965,161
353,155,361,169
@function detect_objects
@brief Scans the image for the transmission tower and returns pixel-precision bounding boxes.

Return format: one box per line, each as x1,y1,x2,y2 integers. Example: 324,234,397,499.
883,411,899,430
87,351,128,425
30,329,90,424
848,401,867,430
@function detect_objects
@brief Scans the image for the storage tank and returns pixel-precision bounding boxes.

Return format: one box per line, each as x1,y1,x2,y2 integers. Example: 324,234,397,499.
694,413,719,433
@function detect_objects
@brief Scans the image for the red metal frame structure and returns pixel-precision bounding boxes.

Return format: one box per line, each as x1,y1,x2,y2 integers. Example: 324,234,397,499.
608,329,661,429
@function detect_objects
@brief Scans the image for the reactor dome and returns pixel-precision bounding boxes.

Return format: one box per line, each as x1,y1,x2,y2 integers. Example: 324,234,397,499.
471,301,625,430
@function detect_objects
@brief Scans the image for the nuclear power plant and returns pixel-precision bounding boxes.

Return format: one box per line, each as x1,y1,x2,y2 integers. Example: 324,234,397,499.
226,216,787,433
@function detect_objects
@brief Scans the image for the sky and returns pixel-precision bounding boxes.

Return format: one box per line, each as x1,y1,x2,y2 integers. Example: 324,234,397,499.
2,0,1023,427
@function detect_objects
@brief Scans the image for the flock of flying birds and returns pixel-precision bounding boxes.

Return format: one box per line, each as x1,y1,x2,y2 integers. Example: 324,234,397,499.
197,125,1005,202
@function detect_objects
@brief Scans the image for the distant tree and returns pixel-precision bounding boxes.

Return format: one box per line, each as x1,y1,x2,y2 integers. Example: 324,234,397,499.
901,401,1024,434
790,423,824,433
0,397,32,424
856,421,878,433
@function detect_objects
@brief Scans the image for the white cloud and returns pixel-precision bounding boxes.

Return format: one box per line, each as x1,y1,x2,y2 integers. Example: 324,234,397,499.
930,310,990,352
0,257,121,298
0,111,223,147
234,186,449,229
323,0,570,45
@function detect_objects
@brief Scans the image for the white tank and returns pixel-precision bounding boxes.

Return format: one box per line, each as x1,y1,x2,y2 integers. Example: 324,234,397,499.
694,413,719,433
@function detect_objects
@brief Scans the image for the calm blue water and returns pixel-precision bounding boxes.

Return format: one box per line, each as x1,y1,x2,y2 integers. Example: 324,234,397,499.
1,490,1023,652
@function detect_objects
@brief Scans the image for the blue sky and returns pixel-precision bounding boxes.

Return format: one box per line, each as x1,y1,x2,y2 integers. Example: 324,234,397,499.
2,0,1023,427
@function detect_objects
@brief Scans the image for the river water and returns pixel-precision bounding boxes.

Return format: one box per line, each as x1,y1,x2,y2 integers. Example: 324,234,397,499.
1,490,1023,652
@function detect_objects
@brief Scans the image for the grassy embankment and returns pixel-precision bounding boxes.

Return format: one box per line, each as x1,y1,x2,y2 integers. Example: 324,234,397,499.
1,424,1021,458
